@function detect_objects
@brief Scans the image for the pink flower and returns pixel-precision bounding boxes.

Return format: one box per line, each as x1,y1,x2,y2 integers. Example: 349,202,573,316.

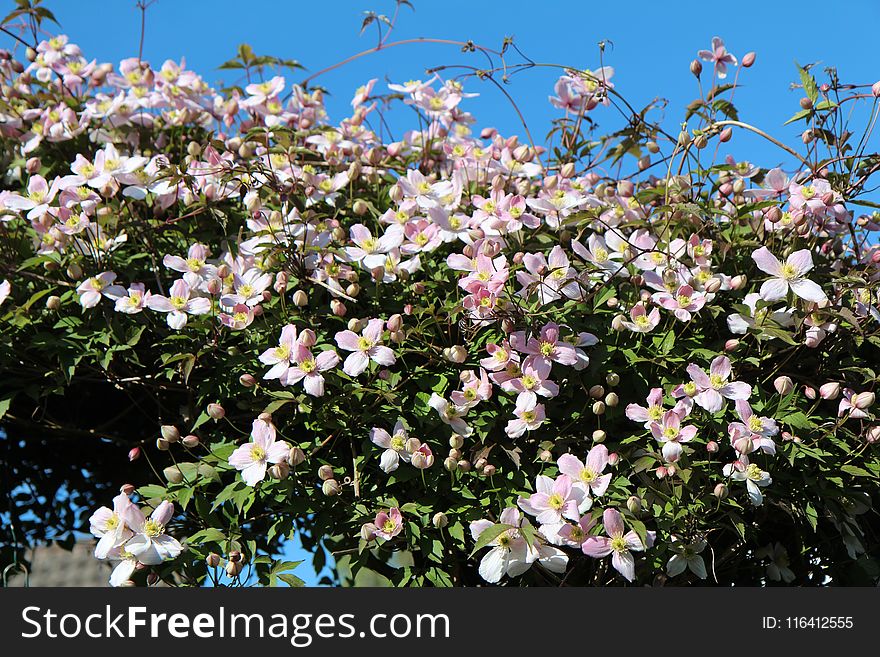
335,318,396,376
429,393,473,436
517,474,586,527
280,344,340,397
76,271,125,309
557,514,597,548
582,508,655,582
229,419,291,486
838,388,875,420
502,355,559,400
505,394,546,438
653,284,706,322
111,282,150,314
698,36,738,79
686,355,752,412
650,410,697,462
259,324,306,380
370,420,412,473
480,340,519,372
89,492,135,559
510,322,578,367
145,276,212,329
368,507,404,540
451,369,493,409
626,387,667,427
727,399,778,455
557,445,612,499
121,500,183,565
162,243,216,278
621,302,661,332
751,246,826,302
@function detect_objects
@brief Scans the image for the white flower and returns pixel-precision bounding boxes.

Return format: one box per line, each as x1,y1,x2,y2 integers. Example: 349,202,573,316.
751,246,826,302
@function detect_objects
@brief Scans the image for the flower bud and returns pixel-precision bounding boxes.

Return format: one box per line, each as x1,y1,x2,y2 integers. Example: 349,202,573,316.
457,459,471,472
387,313,403,332
482,464,497,477
589,385,605,399
626,496,642,513
443,345,468,363
318,465,334,481
656,466,668,479
449,435,464,449
690,59,703,77
592,429,606,443
228,550,242,563
322,479,340,496
611,314,627,331
865,426,880,444
161,425,180,443
432,512,449,529
605,372,620,387
330,299,347,317
156,438,170,451
207,403,225,420
706,440,719,454
163,465,184,484
800,97,813,110
66,262,83,280
592,401,606,415
804,386,817,400
119,483,135,495
723,339,739,352
742,51,756,68
443,456,458,472
226,560,243,578
299,328,317,347
288,446,305,467
774,376,794,396
269,462,290,479
182,434,200,448
128,446,142,462
216,264,231,280
206,553,221,568
704,277,722,294
292,290,309,307
819,382,841,400
719,127,733,143
713,483,728,499
604,392,619,408
239,373,257,387
853,392,875,410
44,295,61,310
608,452,620,466
730,274,747,290
873,81,880,98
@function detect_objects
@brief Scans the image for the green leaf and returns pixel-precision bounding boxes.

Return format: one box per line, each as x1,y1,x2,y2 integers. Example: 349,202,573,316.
841,465,875,478
469,523,511,557
797,63,818,104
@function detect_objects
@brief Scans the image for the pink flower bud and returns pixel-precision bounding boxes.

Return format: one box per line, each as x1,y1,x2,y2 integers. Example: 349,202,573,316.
206,553,221,568
706,440,719,454
207,403,225,420
128,447,142,462
690,59,703,77
206,278,222,295
299,328,317,347
119,483,135,495
765,206,782,223
704,277,722,294
853,392,875,410
292,290,308,307
161,425,180,443
182,434,200,448
742,51,756,68
387,313,403,332
25,157,41,174
719,127,733,143
656,466,668,479
330,299,347,317
866,426,880,444
724,339,740,352
804,386,817,400
318,465,334,481
713,483,728,499
607,452,620,466
444,345,468,363
774,376,794,396
288,446,305,467
819,382,841,400
239,373,256,388
322,479,340,496
872,81,880,98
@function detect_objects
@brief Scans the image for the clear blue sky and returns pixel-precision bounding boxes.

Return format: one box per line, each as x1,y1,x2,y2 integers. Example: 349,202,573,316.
15,0,879,584
41,0,880,173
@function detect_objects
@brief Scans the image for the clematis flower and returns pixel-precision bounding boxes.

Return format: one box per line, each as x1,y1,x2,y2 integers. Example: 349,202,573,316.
111,282,150,314
121,500,183,565
469,507,567,584
510,322,578,367
480,340,519,372
756,543,796,583
335,318,396,376
582,508,655,582
220,267,272,307
366,507,404,541
145,276,212,329
89,492,135,559
260,324,306,380
653,284,706,322
106,546,140,587
503,355,559,400
727,292,794,335
626,387,667,427
686,355,751,412
517,474,586,545
370,420,412,473
697,36,738,79
505,393,546,438
621,302,661,333
429,393,473,436
556,514,597,548
838,388,874,420
724,456,772,506
751,246,826,302
451,369,493,409
557,445,612,500
229,419,291,486
279,344,340,397
76,271,125,308
728,399,777,455
666,537,708,579
650,410,697,462
162,243,216,279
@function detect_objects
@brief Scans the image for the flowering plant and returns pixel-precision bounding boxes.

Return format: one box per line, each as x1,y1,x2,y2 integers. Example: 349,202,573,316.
1,1,879,587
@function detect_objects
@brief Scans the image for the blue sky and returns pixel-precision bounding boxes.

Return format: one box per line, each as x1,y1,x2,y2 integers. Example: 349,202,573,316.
18,0,879,584
44,0,880,173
